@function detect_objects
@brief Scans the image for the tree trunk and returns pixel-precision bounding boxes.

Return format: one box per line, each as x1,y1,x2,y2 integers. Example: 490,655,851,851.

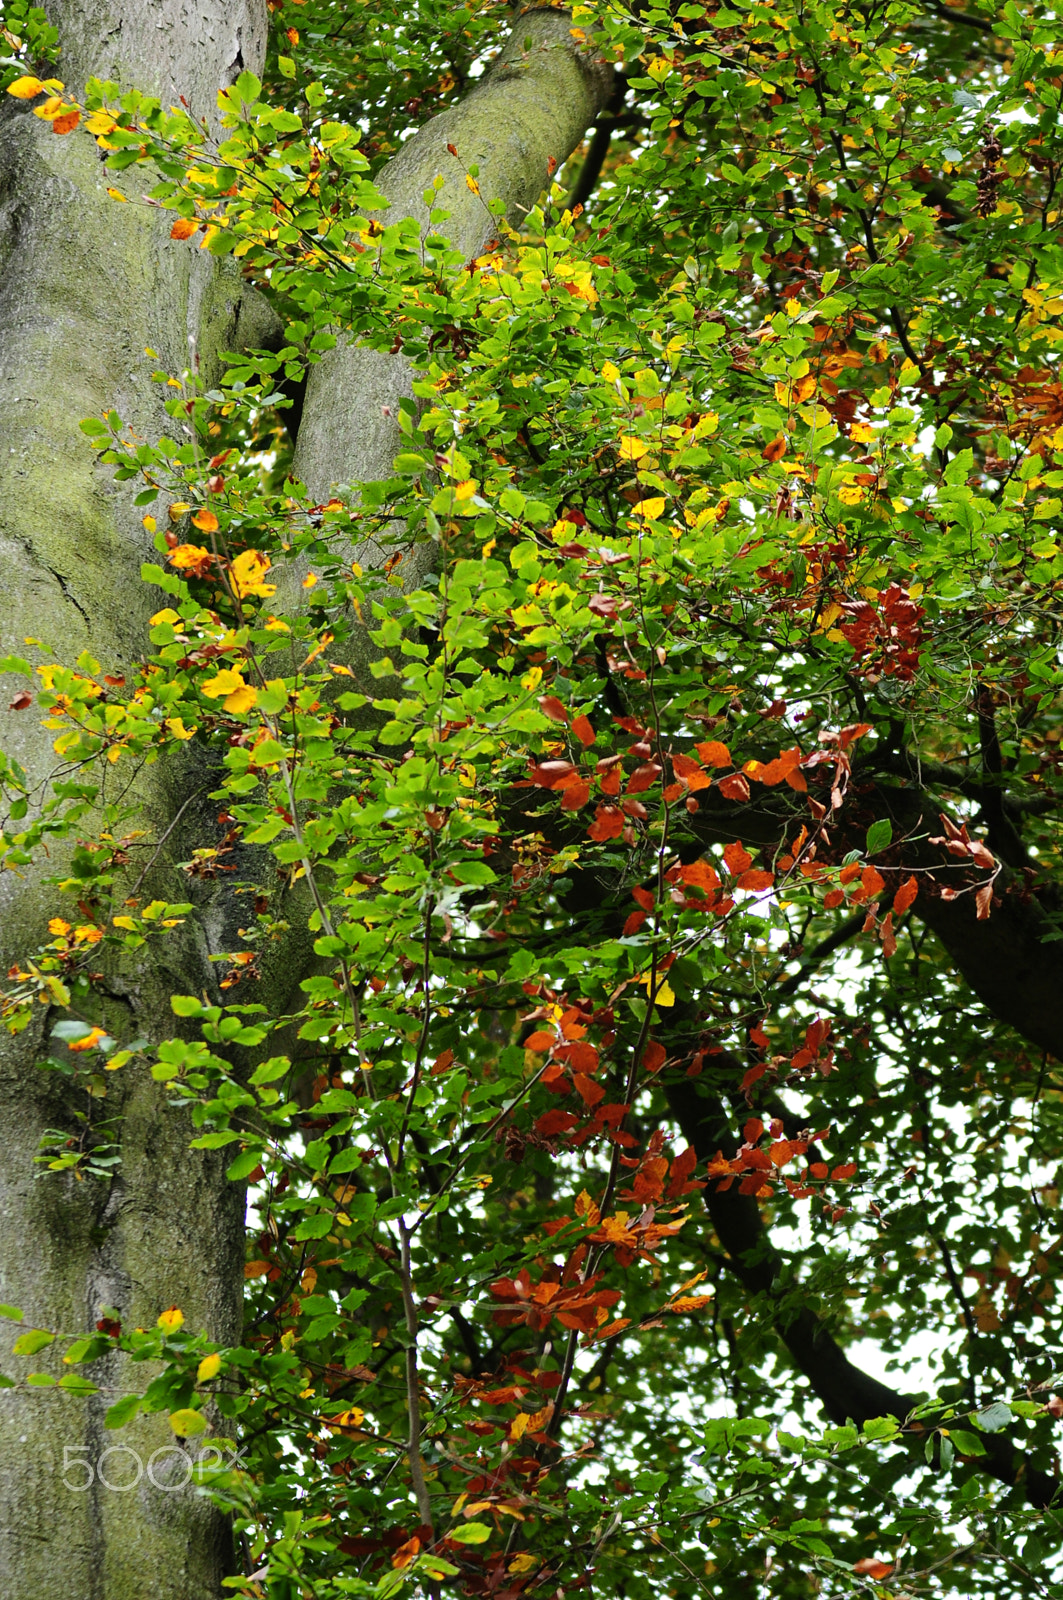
0,4,268,1596
0,5,610,1595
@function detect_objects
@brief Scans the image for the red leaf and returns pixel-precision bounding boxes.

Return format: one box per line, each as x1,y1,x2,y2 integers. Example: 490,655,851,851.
529,759,578,788
632,886,655,910
975,881,993,920
831,1162,857,1180
535,1109,579,1135
823,888,845,909
749,1023,769,1048
589,592,618,619
7,692,32,711
762,435,787,462
588,804,624,841
744,1118,765,1144
538,694,569,723
853,1560,893,1579
622,911,647,936
741,1062,767,1090
626,762,662,793
642,1040,666,1073
572,714,595,746
717,772,750,801
573,1073,606,1107
735,868,774,892
560,779,592,810
671,751,703,779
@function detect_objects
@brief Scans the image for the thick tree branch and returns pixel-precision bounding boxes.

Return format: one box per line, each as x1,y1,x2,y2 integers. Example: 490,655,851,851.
664,1072,1060,1508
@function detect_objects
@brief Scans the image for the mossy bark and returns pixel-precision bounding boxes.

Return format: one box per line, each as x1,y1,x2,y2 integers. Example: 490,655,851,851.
0,5,609,1595
0,3,268,1595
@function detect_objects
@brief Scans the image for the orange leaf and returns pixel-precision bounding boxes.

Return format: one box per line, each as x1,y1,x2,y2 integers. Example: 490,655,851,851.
735,868,773,892
831,1161,857,1180
893,874,918,915
717,772,750,801
861,864,885,898
623,911,647,935
681,859,720,893
723,842,752,875
192,509,218,532
524,1030,556,1053
572,714,595,746
853,1560,893,1579
695,740,731,768
170,217,199,240
823,888,845,909
51,108,80,135
762,435,787,463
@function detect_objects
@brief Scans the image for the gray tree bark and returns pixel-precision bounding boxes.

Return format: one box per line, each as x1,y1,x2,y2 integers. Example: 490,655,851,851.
0,4,610,1595
0,3,268,1596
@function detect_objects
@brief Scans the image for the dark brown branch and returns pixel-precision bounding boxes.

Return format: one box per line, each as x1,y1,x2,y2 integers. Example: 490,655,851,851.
664,1072,1060,1508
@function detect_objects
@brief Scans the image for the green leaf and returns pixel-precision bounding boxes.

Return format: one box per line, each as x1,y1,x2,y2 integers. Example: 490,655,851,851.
865,818,892,855
0,1304,23,1322
13,1329,55,1356
449,1522,492,1545
105,1394,141,1430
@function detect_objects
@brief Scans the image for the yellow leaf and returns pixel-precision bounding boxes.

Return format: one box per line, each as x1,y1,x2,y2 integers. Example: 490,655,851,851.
142,514,157,532
230,548,275,599
165,717,195,740
48,918,71,936
868,340,889,363
197,1353,222,1382
850,422,874,443
601,360,621,383
168,543,210,570
73,926,102,945
191,509,218,533
618,436,648,460
509,1554,538,1575
264,615,289,632
157,1306,185,1334
784,297,801,316
168,1408,206,1437
653,980,676,1007
302,572,318,589
466,174,480,195
6,76,45,99
86,111,118,135
223,684,258,714
112,916,137,931
168,502,191,519
201,667,247,700
150,608,180,625
634,497,666,520
105,187,127,201
551,519,575,543
838,483,865,505
32,96,63,120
